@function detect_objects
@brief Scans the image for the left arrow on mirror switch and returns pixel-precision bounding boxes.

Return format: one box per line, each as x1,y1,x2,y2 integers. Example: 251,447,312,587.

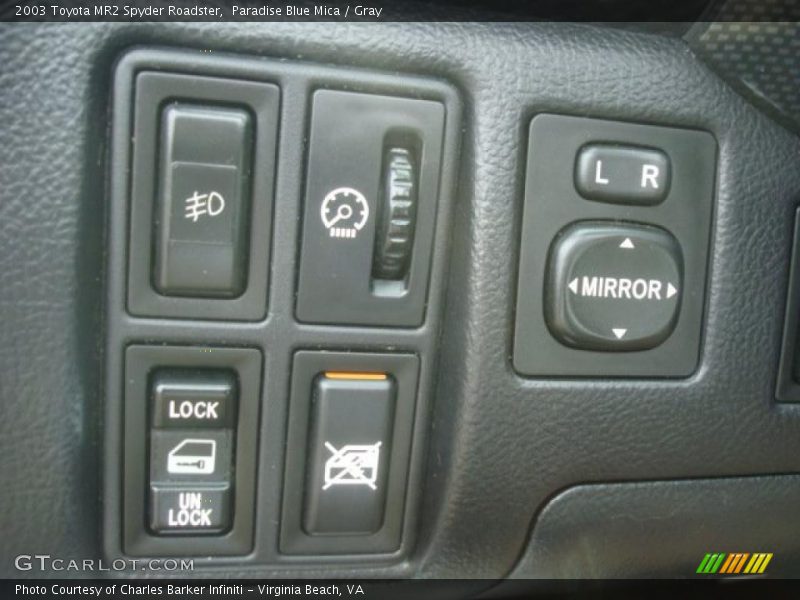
153,104,252,298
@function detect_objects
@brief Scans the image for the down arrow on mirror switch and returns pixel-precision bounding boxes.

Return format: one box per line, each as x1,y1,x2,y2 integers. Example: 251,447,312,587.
545,221,683,351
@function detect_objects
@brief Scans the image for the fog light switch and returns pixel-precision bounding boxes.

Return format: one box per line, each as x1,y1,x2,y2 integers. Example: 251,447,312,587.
153,104,252,298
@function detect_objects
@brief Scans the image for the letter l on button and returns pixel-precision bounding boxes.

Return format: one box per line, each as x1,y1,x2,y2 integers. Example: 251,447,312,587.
595,160,609,184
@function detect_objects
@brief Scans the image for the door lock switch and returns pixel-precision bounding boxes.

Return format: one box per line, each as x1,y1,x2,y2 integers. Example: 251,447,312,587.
150,430,233,485
149,485,231,534
147,369,237,536
545,221,683,351
151,369,237,429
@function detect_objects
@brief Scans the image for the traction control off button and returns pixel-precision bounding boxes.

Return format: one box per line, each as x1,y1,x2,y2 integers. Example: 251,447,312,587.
545,221,683,351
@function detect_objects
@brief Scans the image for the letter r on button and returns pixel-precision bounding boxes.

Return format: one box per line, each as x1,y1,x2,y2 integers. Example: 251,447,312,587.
641,164,660,189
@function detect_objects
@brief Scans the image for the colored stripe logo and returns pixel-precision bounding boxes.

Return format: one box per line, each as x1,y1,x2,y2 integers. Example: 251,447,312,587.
696,553,772,575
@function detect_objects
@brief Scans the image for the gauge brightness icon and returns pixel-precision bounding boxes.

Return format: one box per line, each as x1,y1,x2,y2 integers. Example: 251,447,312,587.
320,187,369,239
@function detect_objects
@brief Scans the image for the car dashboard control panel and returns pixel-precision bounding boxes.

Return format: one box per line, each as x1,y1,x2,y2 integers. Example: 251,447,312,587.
104,49,717,572
103,48,461,566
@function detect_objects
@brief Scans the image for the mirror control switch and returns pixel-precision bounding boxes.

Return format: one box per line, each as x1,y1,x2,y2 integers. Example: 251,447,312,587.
545,221,683,351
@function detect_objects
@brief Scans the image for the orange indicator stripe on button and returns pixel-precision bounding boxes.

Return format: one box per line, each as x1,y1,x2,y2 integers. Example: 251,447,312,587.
324,372,387,381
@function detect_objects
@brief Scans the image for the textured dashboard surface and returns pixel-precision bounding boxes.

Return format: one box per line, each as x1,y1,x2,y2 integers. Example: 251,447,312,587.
1,21,800,579
509,476,800,578
690,18,800,132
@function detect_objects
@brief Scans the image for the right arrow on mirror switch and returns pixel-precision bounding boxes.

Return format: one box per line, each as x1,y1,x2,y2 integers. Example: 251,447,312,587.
545,221,683,351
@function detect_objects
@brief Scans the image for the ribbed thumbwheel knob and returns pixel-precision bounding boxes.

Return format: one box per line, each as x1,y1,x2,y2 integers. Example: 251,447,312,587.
372,148,417,280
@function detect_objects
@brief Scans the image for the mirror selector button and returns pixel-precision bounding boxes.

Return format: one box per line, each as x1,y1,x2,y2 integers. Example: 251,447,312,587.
303,373,395,535
154,104,253,298
575,144,670,205
545,222,683,351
